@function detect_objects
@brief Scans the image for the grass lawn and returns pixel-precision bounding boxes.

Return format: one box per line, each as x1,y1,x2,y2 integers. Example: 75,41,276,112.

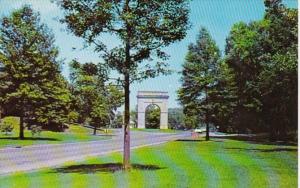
0,137,297,188
0,117,112,148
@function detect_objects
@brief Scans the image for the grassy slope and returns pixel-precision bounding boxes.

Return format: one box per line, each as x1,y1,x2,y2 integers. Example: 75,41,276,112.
0,117,111,148
0,137,297,188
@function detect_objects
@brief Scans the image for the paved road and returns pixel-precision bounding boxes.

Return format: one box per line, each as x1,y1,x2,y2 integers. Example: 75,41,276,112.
0,130,190,175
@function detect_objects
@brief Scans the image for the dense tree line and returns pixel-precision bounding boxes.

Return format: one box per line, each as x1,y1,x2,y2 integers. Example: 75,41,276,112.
0,6,71,138
0,6,124,139
178,0,297,141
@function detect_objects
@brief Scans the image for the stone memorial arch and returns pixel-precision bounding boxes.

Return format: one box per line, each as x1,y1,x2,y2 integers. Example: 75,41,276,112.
137,91,169,129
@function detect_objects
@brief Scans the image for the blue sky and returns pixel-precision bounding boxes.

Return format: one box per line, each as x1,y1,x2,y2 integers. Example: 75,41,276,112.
0,0,297,109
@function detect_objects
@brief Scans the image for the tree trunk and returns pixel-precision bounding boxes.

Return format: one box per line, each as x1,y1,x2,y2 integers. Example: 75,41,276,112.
123,73,130,170
19,115,24,140
93,126,97,135
206,121,209,141
205,86,209,141
123,0,131,170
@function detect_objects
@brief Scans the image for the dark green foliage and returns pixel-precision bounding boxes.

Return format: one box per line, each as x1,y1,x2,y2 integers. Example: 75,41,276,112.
0,6,71,138
225,0,297,139
208,61,238,132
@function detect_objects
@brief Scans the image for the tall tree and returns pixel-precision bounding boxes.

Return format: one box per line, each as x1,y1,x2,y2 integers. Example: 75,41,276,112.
225,20,267,133
57,0,190,169
0,6,71,139
178,27,220,141
259,0,297,140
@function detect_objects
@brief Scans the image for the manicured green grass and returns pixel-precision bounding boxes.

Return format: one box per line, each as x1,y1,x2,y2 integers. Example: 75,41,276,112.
0,117,111,148
0,137,297,188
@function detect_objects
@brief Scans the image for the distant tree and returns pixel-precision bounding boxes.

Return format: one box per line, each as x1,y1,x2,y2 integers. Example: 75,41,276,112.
0,6,71,139
130,106,138,128
178,27,220,140
113,112,123,128
168,108,184,129
145,105,160,129
106,84,124,128
69,60,110,134
57,0,190,169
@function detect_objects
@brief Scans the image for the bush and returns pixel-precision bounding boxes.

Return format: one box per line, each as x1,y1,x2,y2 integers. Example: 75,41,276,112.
68,111,79,123
30,125,42,136
0,117,16,135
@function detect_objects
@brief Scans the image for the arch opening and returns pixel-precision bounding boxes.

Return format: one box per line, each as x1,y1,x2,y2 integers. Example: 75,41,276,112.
145,104,161,129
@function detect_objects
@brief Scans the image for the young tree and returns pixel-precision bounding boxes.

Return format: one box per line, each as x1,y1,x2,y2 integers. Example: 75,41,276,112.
0,6,71,139
178,27,220,141
57,0,190,169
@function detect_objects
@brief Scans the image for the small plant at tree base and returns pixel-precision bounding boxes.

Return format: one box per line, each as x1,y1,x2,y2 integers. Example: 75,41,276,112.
0,119,14,135
30,125,42,137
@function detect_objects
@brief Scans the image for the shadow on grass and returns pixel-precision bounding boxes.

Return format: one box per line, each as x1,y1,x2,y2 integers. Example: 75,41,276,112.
225,147,297,152
0,137,60,141
53,163,165,174
211,135,297,146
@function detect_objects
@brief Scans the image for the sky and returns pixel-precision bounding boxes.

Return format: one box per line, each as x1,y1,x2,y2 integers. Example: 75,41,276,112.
0,0,297,110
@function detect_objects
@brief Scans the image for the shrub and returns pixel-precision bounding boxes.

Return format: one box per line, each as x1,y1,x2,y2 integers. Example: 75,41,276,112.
68,111,79,123
30,125,42,136
0,117,16,135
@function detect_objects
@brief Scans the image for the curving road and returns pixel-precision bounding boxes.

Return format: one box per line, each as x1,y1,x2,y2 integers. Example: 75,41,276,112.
0,130,190,175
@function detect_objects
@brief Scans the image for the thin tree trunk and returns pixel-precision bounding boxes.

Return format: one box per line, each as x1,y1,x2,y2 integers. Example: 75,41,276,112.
93,126,97,135
19,115,24,140
206,121,209,141
205,87,209,141
123,73,130,169
123,0,131,170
